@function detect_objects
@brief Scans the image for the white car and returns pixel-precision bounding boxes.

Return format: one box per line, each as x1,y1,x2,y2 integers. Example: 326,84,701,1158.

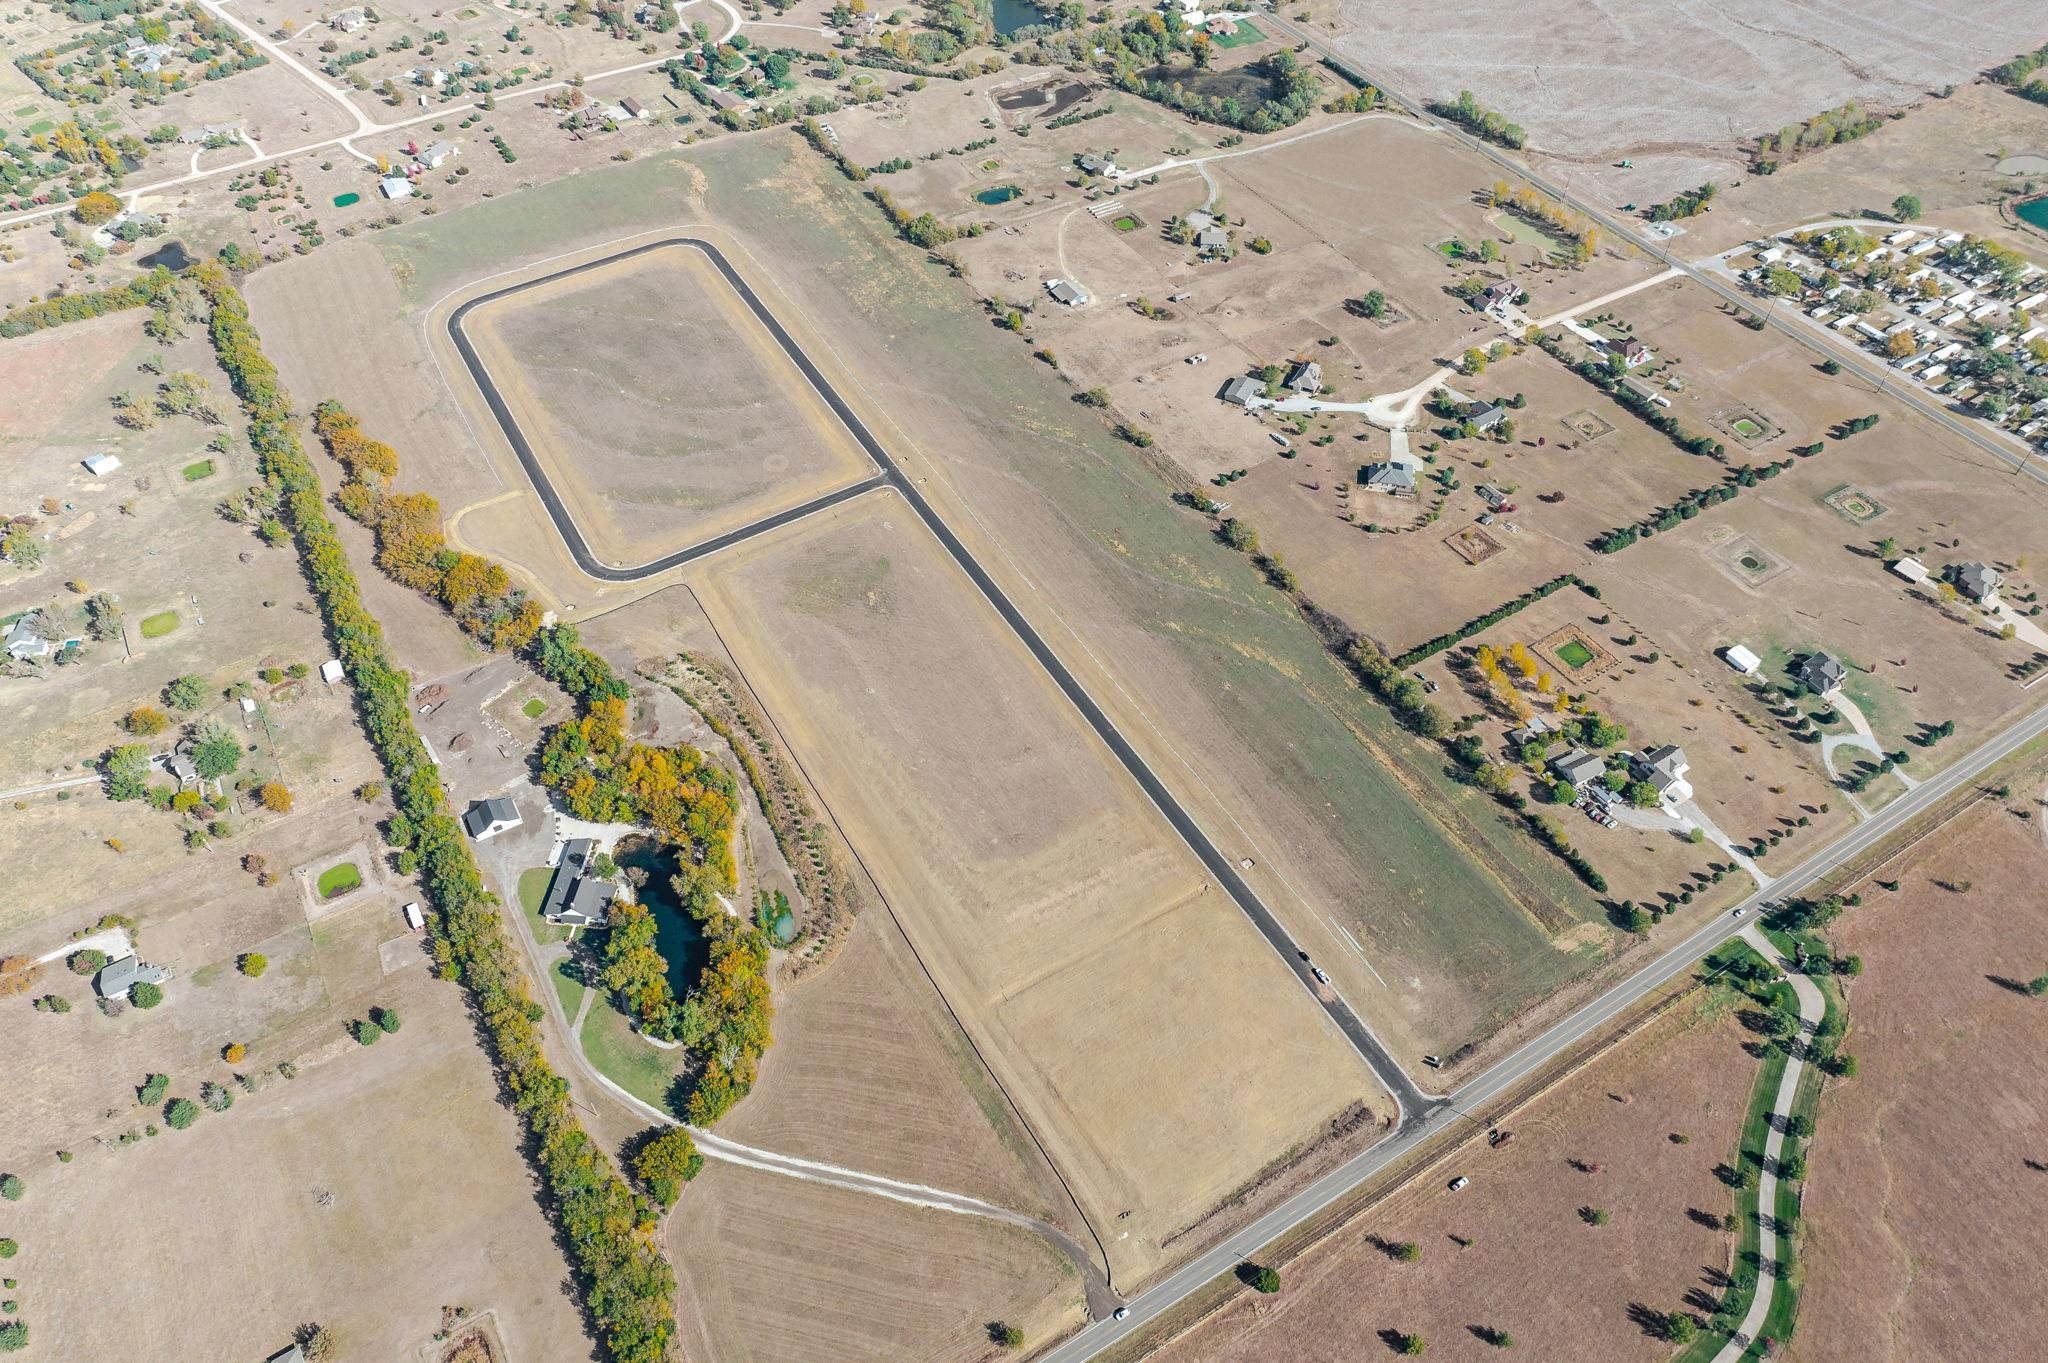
1311,966,1330,985
1448,1175,1469,1192
1731,906,1748,918
1113,1307,1129,1321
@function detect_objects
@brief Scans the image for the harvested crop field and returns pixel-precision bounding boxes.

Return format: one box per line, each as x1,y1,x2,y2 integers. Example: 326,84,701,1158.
1157,998,1760,1362
691,494,1383,1283
671,1160,1081,1363
458,242,874,564
1325,0,2046,163
1794,798,2048,1363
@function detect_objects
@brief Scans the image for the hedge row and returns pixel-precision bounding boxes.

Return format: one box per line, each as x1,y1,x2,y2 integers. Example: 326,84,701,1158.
193,264,676,1363
1391,574,1588,669
0,268,175,338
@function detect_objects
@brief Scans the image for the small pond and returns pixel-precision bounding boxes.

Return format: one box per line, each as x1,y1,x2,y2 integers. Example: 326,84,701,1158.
2018,196,2048,232
975,183,1023,205
990,0,1051,36
612,836,707,997
137,239,193,271
333,191,361,207
1135,62,1275,106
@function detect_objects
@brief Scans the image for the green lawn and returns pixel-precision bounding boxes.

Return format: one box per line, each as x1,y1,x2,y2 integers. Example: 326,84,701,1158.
22,119,54,135
1732,418,1764,438
316,862,362,898
551,958,587,1018
518,866,569,943
12,104,38,118
1112,215,1139,232
139,610,180,638
521,696,547,719
1556,639,1596,669
579,999,687,1117
181,459,216,482
1209,19,1264,47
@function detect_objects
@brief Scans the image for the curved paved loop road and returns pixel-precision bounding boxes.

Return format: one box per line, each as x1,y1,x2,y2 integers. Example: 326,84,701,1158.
1714,926,1824,1363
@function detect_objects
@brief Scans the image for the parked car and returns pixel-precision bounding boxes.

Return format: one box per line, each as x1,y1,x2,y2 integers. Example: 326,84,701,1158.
1448,1175,1469,1192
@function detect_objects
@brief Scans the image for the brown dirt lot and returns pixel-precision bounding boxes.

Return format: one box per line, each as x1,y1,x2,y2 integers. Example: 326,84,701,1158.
459,242,876,563
671,1160,1082,1363
1157,998,1760,1362
690,494,1384,1284
1,967,595,1361
1794,798,2048,1363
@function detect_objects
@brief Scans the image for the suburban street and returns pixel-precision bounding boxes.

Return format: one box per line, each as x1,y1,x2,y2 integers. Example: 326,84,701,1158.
446,237,1429,1129
1041,692,2048,1361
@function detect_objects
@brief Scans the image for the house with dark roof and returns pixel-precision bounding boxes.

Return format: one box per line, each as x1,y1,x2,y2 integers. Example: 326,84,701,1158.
1467,402,1506,432
1621,338,1653,368
1793,651,1847,695
1478,280,1517,308
541,839,620,927
95,954,168,1000
462,797,522,841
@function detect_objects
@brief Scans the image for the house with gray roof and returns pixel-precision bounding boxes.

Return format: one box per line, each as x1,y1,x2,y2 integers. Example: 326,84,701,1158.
1506,713,1552,747
1195,226,1230,253
1467,402,1506,431
1548,747,1607,791
1045,278,1088,306
95,954,167,1000
1955,561,2003,602
1284,360,1322,394
1219,375,1263,407
462,797,521,841
1793,651,1847,695
541,839,619,927
1631,743,1692,803
1360,462,1416,497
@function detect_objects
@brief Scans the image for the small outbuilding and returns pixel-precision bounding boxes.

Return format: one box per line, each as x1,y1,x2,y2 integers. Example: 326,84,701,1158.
1889,556,1929,584
83,453,122,476
462,797,522,841
318,658,345,684
1219,375,1263,407
379,175,415,201
1045,278,1088,307
1720,643,1762,674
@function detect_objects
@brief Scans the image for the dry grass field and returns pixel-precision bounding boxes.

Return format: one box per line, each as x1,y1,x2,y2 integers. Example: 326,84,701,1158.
691,495,1383,1284
1315,0,2046,201
671,1160,1082,1363
1157,998,1760,1362
1,965,594,1362
460,243,875,563
1793,798,2048,1363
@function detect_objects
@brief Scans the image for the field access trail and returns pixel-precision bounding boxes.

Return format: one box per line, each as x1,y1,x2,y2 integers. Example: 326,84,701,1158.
445,236,1427,1114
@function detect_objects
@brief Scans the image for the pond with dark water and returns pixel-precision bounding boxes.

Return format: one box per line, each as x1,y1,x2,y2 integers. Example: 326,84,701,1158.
138,239,194,271
612,836,706,997
990,0,1051,36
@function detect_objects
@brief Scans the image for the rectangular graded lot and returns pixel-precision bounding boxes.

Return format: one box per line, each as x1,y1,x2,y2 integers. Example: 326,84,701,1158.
691,495,1382,1283
460,243,875,563
671,1160,1082,1363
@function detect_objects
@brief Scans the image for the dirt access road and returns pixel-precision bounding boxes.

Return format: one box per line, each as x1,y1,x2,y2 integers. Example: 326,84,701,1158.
441,234,1427,1127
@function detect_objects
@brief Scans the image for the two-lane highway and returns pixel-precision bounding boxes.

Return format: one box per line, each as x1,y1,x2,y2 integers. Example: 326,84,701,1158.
447,238,1430,1142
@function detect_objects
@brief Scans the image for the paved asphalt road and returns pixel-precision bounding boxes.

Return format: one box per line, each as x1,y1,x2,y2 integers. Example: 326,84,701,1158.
1043,693,2048,1361
446,239,1427,1131
1264,14,2048,492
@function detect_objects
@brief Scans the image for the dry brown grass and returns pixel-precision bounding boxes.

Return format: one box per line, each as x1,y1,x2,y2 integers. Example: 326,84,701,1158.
1156,1000,1759,1362
692,494,1383,1283
1795,798,2048,1363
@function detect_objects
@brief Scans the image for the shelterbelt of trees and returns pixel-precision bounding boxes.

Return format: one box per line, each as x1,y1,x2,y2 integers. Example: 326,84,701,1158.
192,264,678,1363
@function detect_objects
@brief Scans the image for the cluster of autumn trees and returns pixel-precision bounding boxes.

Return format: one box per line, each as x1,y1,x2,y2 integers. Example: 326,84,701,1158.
0,267,175,338
193,263,677,1363
311,402,546,649
1485,181,1599,262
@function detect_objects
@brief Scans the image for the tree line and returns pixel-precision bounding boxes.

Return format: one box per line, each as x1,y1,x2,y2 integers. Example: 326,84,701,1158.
191,262,678,1363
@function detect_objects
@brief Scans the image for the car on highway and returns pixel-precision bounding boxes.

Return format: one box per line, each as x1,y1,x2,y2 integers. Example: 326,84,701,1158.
1448,1175,1469,1192
1113,1307,1129,1321
1311,966,1330,985
1731,906,1748,918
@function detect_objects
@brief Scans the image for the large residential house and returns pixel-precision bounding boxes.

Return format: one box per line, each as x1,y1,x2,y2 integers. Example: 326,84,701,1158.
1284,360,1322,394
540,839,620,927
1631,744,1693,804
1794,651,1847,695
1548,747,1607,791
1219,375,1263,407
1955,561,2003,603
1360,462,1416,497
95,954,168,1001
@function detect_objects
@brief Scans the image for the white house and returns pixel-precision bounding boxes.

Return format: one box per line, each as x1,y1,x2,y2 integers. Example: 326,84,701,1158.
418,141,457,169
